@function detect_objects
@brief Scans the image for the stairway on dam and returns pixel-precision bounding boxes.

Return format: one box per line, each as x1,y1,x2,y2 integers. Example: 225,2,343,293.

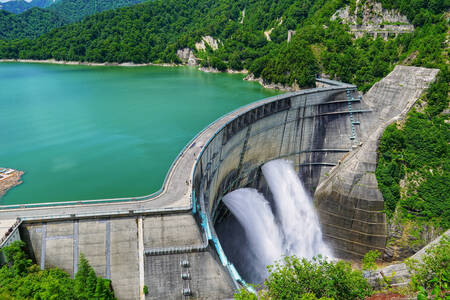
0,66,439,299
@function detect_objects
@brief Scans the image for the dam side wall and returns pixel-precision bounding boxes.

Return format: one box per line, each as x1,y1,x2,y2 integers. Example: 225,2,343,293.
315,66,439,258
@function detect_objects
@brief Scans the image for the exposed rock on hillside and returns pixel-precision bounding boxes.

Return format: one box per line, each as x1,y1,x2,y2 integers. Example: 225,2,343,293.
365,230,449,290
332,0,414,39
383,209,441,262
176,48,198,66
243,73,300,91
332,0,409,25
195,36,220,51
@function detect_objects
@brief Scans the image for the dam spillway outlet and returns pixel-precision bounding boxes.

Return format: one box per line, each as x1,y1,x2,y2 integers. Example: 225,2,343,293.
216,159,332,284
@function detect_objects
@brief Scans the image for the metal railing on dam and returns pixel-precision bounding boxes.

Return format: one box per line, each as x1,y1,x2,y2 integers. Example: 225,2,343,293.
0,66,438,299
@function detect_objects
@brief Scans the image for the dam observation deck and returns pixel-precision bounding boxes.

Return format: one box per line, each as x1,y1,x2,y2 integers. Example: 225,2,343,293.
0,66,439,299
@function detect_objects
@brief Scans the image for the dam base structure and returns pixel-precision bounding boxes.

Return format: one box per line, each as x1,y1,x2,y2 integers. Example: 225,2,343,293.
0,66,438,299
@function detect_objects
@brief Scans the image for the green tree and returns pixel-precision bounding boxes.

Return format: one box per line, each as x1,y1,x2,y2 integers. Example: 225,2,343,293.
362,250,381,272
0,242,115,300
74,253,90,298
75,253,116,300
1,241,32,277
405,236,449,298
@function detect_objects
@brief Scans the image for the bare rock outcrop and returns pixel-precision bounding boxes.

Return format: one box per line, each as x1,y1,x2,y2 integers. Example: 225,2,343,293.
195,36,220,51
314,66,439,259
383,211,441,262
332,0,409,25
332,0,414,39
176,48,198,66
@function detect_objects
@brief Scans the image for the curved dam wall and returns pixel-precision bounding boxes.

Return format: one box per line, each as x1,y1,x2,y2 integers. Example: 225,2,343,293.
193,66,438,263
192,79,380,260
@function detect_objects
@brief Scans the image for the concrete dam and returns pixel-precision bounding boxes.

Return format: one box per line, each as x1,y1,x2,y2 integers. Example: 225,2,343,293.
0,66,438,299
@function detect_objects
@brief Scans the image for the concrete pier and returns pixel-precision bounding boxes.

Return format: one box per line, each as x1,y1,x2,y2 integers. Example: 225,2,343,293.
0,66,438,299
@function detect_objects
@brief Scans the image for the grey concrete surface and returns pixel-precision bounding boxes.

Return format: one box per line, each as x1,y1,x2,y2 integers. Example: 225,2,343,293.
143,214,202,250
144,250,235,300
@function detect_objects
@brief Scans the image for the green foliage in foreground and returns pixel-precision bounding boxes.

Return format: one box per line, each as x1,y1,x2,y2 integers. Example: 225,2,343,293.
376,70,450,229
406,236,449,299
0,241,115,300
235,256,372,300
362,250,381,272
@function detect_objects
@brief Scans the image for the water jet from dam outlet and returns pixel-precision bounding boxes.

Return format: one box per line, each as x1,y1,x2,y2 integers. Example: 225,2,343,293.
222,159,332,283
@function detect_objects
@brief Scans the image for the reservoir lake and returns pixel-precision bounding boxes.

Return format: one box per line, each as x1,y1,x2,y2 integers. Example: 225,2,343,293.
0,63,278,205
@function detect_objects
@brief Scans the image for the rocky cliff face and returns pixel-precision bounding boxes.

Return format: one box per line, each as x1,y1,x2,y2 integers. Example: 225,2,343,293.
384,210,441,262
332,0,409,25
331,0,414,39
176,36,221,66
314,66,439,259
176,48,198,66
195,36,220,51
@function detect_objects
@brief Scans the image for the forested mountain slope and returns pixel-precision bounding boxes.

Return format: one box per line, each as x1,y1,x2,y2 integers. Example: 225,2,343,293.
0,0,54,14
0,8,65,39
0,0,447,89
0,0,147,39
46,0,148,23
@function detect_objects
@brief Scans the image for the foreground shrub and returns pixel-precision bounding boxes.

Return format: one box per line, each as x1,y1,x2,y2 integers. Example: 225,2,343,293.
406,235,449,299
235,255,372,299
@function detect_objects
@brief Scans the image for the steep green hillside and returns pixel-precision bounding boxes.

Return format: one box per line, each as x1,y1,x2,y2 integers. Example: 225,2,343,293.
0,0,147,39
0,8,65,39
46,0,148,23
0,0,54,14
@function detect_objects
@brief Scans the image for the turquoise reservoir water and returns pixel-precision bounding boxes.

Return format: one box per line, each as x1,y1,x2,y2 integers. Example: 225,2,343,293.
0,63,278,205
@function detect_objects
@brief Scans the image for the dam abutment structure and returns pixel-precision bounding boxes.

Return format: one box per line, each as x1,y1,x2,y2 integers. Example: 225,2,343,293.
0,66,439,299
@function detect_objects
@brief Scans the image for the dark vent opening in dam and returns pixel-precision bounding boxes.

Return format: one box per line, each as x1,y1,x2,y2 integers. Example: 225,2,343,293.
214,159,332,284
